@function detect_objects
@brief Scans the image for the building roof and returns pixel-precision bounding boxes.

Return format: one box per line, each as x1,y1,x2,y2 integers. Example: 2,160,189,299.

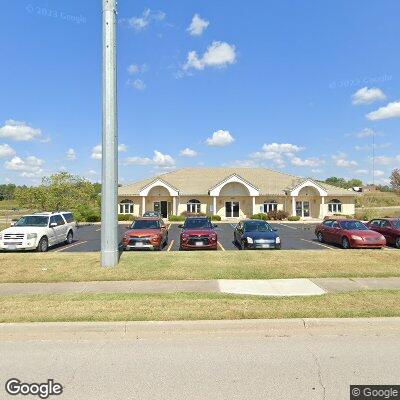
118,167,354,197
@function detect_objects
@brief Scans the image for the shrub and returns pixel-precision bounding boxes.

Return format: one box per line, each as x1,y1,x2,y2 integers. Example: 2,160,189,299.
180,211,206,217
276,210,289,220
287,215,301,221
118,214,135,221
85,213,101,222
169,215,186,222
210,215,221,221
251,213,267,220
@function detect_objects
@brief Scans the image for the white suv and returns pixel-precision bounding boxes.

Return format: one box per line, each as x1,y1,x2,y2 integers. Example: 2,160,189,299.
0,212,77,252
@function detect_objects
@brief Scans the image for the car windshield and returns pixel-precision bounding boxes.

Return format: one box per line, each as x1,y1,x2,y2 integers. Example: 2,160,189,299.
184,218,212,229
15,216,49,227
339,220,368,231
244,221,272,232
131,220,160,229
394,219,400,229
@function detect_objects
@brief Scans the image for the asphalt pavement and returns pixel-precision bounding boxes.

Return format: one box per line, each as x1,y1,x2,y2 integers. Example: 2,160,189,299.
1,318,399,400
51,222,345,252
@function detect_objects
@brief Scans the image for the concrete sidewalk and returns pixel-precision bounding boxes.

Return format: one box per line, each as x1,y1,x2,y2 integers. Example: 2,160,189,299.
0,277,400,297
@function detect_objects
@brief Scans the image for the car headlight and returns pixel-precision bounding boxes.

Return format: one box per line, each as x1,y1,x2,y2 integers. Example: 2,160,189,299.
27,233,37,240
246,237,253,244
351,235,363,241
275,236,281,244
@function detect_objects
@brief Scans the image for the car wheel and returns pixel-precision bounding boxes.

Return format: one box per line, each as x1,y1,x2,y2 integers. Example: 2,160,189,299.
342,237,351,249
396,237,400,249
37,236,49,252
65,230,73,245
317,232,324,243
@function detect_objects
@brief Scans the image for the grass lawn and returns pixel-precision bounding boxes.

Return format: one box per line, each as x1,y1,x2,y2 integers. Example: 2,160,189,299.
0,290,399,322
0,250,400,283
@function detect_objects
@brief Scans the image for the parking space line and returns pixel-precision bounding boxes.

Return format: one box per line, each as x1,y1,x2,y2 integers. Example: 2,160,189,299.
218,241,226,251
167,240,174,252
230,224,237,228
53,241,88,252
299,238,335,250
95,228,101,231
277,223,298,230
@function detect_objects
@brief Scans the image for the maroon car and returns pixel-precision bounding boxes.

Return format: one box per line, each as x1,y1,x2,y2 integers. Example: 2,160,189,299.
315,219,386,249
179,216,218,250
367,218,400,249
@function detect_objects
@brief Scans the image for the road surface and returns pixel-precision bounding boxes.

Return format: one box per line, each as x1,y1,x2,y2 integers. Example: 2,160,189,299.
0,318,399,399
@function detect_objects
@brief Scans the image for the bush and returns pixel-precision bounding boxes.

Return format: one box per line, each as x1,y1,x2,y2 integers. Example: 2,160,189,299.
251,213,267,220
169,215,186,222
287,215,301,221
266,210,289,220
179,211,206,217
210,215,221,221
85,213,101,222
118,214,135,221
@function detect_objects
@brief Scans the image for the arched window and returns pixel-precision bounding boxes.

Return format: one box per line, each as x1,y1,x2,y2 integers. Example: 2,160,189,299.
263,200,278,213
119,199,134,214
328,199,342,213
187,199,201,214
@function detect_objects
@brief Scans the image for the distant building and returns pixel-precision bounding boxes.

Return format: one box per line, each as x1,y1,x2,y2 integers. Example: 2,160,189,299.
118,168,357,220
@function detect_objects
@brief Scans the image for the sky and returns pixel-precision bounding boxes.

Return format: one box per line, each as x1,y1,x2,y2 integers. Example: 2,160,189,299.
0,0,399,186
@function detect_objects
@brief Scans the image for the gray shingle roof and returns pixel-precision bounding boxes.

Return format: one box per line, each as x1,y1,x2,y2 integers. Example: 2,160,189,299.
118,168,354,197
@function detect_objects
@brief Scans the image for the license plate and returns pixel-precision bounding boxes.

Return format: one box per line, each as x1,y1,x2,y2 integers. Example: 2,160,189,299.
195,241,204,246
261,244,272,248
134,242,144,247
5,245,17,250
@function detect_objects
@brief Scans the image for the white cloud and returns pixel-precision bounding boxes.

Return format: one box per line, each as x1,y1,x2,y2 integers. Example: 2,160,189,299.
367,101,400,121
374,170,385,177
0,119,43,141
127,9,165,32
91,144,128,160
124,150,175,168
332,153,358,168
205,130,235,147
127,78,146,91
127,64,140,74
184,41,236,71
0,144,16,158
250,143,305,168
290,156,324,167
354,128,381,138
355,169,369,175
4,155,44,177
352,87,386,105
180,148,197,157
66,148,76,161
187,14,209,36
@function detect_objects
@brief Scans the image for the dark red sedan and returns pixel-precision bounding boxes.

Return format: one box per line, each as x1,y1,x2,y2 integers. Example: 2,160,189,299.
179,217,218,250
315,219,386,249
367,218,400,249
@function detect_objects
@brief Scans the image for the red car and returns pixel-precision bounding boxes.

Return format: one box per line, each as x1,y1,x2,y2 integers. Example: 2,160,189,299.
122,217,168,251
315,219,386,249
367,218,400,249
179,216,218,250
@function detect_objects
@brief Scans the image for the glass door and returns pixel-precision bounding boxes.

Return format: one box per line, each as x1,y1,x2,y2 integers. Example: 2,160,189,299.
225,201,240,217
296,201,310,218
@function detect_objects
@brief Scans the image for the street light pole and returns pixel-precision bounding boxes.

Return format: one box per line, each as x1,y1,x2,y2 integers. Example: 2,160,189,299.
101,0,118,267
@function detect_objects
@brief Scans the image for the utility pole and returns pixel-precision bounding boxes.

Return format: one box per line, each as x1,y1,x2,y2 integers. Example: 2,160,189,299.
101,0,118,267
372,130,375,186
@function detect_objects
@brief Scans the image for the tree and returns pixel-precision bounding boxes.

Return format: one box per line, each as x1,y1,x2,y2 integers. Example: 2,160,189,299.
390,169,400,193
325,177,363,189
15,172,98,211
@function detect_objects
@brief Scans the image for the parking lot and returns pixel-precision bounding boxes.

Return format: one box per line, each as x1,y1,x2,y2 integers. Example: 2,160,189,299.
48,222,355,252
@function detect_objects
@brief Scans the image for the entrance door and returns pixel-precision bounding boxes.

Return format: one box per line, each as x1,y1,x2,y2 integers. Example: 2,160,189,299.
154,201,169,218
225,201,239,218
296,201,310,218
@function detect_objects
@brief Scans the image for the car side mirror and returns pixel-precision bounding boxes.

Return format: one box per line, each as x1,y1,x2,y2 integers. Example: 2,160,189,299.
213,224,218,228
272,228,278,231
50,222,57,227
178,224,184,228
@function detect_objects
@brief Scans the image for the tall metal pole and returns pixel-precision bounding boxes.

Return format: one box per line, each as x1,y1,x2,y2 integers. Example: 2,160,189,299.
101,0,118,267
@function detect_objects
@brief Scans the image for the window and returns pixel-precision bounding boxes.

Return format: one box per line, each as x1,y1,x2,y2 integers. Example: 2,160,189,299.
263,200,278,213
187,199,201,214
381,220,391,228
369,219,381,227
54,215,65,226
62,213,74,223
323,220,333,227
328,199,342,213
119,200,134,214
